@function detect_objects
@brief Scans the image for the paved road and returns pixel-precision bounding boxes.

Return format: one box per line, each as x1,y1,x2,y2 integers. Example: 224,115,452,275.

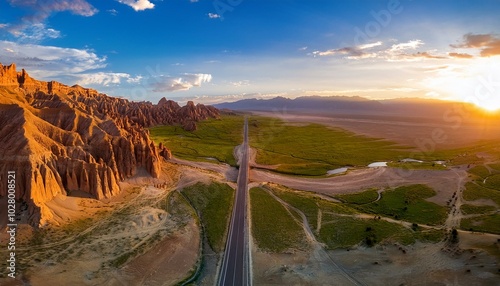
217,118,251,286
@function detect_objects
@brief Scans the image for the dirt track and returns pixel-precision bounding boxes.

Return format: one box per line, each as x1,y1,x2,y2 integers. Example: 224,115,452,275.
251,166,468,206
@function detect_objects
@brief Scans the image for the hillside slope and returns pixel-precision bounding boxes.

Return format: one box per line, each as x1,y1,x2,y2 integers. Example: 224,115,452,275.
0,63,219,226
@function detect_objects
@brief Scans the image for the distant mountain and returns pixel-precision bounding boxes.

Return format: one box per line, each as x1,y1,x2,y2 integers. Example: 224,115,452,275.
0,63,219,226
215,95,382,114
214,95,495,119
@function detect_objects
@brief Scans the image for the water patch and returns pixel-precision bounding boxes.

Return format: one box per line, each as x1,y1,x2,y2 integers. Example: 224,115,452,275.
400,158,423,163
327,167,348,175
368,162,387,168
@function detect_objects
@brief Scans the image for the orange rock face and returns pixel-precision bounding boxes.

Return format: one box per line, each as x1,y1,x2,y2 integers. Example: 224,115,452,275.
0,63,219,227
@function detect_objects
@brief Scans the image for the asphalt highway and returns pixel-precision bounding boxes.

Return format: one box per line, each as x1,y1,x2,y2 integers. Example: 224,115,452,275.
217,118,251,286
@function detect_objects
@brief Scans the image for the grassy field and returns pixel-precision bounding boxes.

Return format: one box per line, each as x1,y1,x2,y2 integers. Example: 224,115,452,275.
354,185,448,226
181,182,235,252
468,165,492,179
460,204,496,215
461,214,500,234
248,117,413,176
484,174,500,190
149,115,244,166
150,114,495,177
463,182,500,206
249,187,307,252
335,188,379,205
267,184,444,249
269,187,321,231
318,216,416,249
388,161,447,170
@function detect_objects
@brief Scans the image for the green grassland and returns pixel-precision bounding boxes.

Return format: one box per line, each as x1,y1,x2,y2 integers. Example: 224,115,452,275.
460,204,496,215
267,184,444,249
387,161,447,170
461,214,500,234
468,165,492,179
460,168,500,234
463,182,500,206
150,114,500,177
484,174,500,190
334,188,379,205
318,216,416,249
354,185,448,225
249,187,307,252
181,182,235,252
269,187,321,230
248,117,412,176
149,115,244,166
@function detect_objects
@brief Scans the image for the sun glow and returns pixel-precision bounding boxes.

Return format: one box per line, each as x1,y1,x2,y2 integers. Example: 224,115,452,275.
421,57,500,112
471,94,500,112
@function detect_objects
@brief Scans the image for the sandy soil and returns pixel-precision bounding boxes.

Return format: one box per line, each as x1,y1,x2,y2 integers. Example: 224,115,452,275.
0,163,203,286
331,237,499,286
112,220,200,286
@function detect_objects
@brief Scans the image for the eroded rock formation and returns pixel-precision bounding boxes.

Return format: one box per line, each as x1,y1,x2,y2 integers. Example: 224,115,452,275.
0,63,219,226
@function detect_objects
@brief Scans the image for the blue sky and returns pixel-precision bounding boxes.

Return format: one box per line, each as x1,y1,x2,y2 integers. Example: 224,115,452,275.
1,0,500,109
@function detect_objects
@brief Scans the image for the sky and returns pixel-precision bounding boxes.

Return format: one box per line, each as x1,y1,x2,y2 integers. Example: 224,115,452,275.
1,0,500,110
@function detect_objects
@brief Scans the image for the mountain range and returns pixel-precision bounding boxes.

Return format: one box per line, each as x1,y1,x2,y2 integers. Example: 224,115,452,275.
214,95,497,119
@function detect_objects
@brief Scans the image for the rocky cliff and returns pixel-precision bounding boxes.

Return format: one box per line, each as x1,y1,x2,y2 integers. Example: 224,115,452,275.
0,63,219,227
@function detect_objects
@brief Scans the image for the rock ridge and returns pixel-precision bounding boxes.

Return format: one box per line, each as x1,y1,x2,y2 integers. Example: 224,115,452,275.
0,63,219,226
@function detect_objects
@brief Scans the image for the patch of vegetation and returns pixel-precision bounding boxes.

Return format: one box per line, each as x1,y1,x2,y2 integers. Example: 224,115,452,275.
110,252,134,268
61,217,94,234
354,185,448,225
463,182,500,206
468,165,491,179
181,182,234,252
414,229,445,243
335,188,379,205
270,187,320,230
250,188,306,252
484,174,500,190
461,214,500,234
249,117,412,176
318,216,415,249
149,115,244,166
460,204,496,215
388,161,447,170
488,163,500,171
316,200,358,215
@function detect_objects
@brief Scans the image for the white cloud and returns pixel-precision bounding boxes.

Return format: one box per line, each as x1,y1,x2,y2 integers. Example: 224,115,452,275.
230,80,250,87
0,40,106,78
389,40,424,53
208,13,221,19
107,9,119,16
76,72,143,86
117,0,155,11
152,73,212,92
7,0,98,17
14,23,61,43
310,39,447,62
311,41,382,59
358,41,383,50
5,0,97,42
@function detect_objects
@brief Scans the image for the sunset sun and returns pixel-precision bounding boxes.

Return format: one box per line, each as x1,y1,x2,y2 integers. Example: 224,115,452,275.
474,97,500,112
